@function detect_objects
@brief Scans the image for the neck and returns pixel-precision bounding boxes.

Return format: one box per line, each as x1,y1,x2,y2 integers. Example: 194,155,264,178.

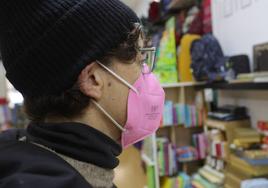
45,106,121,144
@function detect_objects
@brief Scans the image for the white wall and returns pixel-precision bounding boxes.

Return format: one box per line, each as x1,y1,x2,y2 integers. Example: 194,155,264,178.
212,0,268,70
218,90,268,127
212,0,268,127
134,0,151,17
121,0,151,17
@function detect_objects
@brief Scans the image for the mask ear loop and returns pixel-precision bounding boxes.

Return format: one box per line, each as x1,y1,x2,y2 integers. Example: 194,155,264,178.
96,61,139,94
91,100,126,132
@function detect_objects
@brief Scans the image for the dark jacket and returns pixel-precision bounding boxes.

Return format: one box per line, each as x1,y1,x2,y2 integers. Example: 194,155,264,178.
0,122,122,188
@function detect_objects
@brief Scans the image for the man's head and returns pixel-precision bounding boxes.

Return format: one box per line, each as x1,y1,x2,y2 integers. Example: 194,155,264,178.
0,0,144,140
0,0,165,146
25,26,145,141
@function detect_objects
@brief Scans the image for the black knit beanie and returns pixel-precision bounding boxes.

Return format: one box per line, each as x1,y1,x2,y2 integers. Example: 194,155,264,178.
0,0,139,97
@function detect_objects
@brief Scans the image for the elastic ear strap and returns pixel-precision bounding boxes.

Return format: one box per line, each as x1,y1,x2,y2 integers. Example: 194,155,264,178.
91,100,126,132
96,61,138,94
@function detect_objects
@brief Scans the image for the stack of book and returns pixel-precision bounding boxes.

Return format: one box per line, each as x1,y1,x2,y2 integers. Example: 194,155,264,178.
197,165,225,186
257,121,268,149
161,172,191,188
176,146,198,162
192,173,220,188
157,137,178,176
232,128,261,149
162,100,205,127
207,129,227,159
225,127,268,187
230,71,268,83
192,133,208,160
234,149,268,171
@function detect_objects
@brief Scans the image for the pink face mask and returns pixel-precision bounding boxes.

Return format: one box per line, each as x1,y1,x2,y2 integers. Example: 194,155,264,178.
92,61,165,148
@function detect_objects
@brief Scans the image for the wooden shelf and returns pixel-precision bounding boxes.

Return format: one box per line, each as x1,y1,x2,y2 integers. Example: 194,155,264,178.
199,81,268,90
162,81,268,90
160,125,204,129
161,82,205,89
205,119,250,131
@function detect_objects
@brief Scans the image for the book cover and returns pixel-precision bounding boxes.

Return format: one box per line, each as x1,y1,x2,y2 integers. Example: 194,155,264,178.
146,165,155,188
167,101,173,126
193,134,200,159
221,142,226,158
198,108,204,126
198,134,206,159
179,104,185,125
164,142,169,175
172,105,178,125
172,145,178,174
175,104,180,125
216,142,222,158
192,105,197,127
185,105,191,127
212,142,217,157
168,143,173,175
154,17,178,83
157,139,164,176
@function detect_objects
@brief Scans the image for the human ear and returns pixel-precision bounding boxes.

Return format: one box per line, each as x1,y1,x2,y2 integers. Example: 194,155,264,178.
78,62,104,100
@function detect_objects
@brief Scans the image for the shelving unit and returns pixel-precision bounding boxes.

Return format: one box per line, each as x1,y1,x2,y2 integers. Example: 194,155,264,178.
143,83,208,186
205,119,251,160
199,81,268,90
161,82,205,89
142,133,160,188
143,81,268,187
162,81,268,90
202,82,268,188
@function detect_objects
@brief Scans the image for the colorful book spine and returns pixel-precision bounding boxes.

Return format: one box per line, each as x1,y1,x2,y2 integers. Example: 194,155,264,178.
192,133,208,159
146,165,156,188
198,134,206,159
157,137,178,176
185,105,190,127
0,103,12,125
164,142,169,175
191,105,196,127
172,106,178,125
179,104,185,125
162,101,205,127
210,141,226,159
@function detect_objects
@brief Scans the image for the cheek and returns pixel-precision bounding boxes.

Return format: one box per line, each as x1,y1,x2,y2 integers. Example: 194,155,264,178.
129,65,142,85
105,80,130,125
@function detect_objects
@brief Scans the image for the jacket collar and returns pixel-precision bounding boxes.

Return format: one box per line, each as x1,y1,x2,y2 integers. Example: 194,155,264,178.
27,122,122,169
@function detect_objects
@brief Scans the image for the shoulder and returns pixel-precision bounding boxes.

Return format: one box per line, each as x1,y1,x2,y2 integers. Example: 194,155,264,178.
0,141,92,188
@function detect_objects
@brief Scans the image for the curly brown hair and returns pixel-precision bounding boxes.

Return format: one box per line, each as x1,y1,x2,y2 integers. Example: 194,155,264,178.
24,24,143,122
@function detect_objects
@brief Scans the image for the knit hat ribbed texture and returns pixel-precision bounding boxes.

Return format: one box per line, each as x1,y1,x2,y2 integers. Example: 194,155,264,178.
0,0,139,97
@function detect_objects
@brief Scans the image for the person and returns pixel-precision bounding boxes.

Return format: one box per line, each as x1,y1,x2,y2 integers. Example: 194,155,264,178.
0,0,165,188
